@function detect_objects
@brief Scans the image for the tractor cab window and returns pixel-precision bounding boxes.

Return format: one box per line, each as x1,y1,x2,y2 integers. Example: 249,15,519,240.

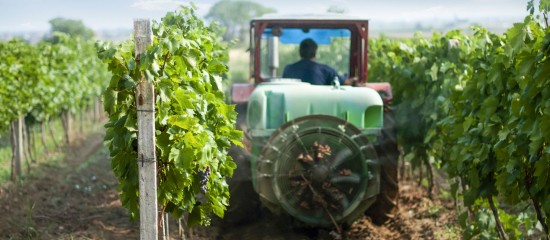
259,28,351,81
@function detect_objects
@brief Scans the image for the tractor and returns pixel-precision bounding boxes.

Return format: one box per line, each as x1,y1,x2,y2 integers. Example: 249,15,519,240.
225,14,399,229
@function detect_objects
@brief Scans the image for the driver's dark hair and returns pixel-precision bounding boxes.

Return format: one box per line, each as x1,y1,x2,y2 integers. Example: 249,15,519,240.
299,38,317,59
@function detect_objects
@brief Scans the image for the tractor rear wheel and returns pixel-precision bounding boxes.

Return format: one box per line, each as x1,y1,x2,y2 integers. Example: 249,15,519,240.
365,108,399,225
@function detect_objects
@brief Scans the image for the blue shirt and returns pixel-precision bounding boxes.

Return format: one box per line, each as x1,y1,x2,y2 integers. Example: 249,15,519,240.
282,59,343,85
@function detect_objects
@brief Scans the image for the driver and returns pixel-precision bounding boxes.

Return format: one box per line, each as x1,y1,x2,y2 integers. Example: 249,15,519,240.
282,38,354,85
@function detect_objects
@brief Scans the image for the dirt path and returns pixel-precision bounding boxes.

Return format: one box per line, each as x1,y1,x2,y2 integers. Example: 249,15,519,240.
0,131,140,239
0,131,458,240
215,178,458,240
345,181,458,239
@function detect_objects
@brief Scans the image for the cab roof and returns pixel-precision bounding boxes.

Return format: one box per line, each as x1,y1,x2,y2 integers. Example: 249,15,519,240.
253,13,369,22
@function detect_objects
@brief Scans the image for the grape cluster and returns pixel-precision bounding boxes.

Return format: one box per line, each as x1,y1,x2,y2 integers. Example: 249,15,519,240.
197,166,210,194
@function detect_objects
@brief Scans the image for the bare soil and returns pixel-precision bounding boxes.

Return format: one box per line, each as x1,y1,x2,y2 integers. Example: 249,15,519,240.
0,132,458,240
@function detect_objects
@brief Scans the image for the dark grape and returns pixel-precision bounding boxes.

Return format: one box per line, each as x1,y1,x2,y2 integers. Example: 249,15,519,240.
198,166,210,194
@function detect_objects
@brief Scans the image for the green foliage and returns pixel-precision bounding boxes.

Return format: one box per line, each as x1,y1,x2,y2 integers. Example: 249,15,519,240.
205,0,276,42
0,35,106,132
369,1,550,238
98,6,242,226
369,30,470,169
0,39,40,131
444,14,550,238
47,17,95,42
458,200,545,239
37,33,108,120
459,206,499,239
0,23,108,183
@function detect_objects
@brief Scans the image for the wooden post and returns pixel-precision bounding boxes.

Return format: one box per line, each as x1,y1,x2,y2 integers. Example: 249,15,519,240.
40,122,49,154
47,119,60,149
163,213,169,240
10,116,23,180
25,121,36,163
61,111,72,145
134,19,158,240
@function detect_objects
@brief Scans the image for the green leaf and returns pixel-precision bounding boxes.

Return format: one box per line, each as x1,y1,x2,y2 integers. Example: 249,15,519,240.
534,61,550,82
507,22,527,53
517,54,535,76
510,93,522,117
144,69,154,82
429,64,438,81
168,146,180,163
122,74,136,90
174,89,195,110
210,75,223,92
187,205,202,226
534,160,548,193
139,52,153,71
161,38,173,53
534,160,547,177
124,111,137,132
178,147,194,169
481,96,499,120
128,58,136,71
183,131,201,149
229,129,243,147
168,114,198,130
184,55,197,69
156,131,171,159
151,61,160,75
210,195,226,217
103,89,117,114
498,129,509,141
220,156,236,177
463,117,475,130
207,60,227,74
529,133,544,154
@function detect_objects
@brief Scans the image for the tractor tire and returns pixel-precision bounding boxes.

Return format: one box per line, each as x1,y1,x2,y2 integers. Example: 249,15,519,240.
222,145,261,226
365,108,399,225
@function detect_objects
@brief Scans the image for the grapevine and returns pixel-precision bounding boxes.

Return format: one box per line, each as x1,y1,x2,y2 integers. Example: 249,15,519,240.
369,30,471,196
98,5,242,226
0,39,40,131
368,1,550,238
0,33,108,180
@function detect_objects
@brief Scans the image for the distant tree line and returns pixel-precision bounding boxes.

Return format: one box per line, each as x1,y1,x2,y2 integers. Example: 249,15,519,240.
45,18,95,43
206,0,276,43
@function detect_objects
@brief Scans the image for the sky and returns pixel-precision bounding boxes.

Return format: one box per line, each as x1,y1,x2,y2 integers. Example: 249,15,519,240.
0,0,530,32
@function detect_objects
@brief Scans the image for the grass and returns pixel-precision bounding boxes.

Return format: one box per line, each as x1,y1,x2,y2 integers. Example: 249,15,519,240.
0,139,11,182
24,201,38,239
